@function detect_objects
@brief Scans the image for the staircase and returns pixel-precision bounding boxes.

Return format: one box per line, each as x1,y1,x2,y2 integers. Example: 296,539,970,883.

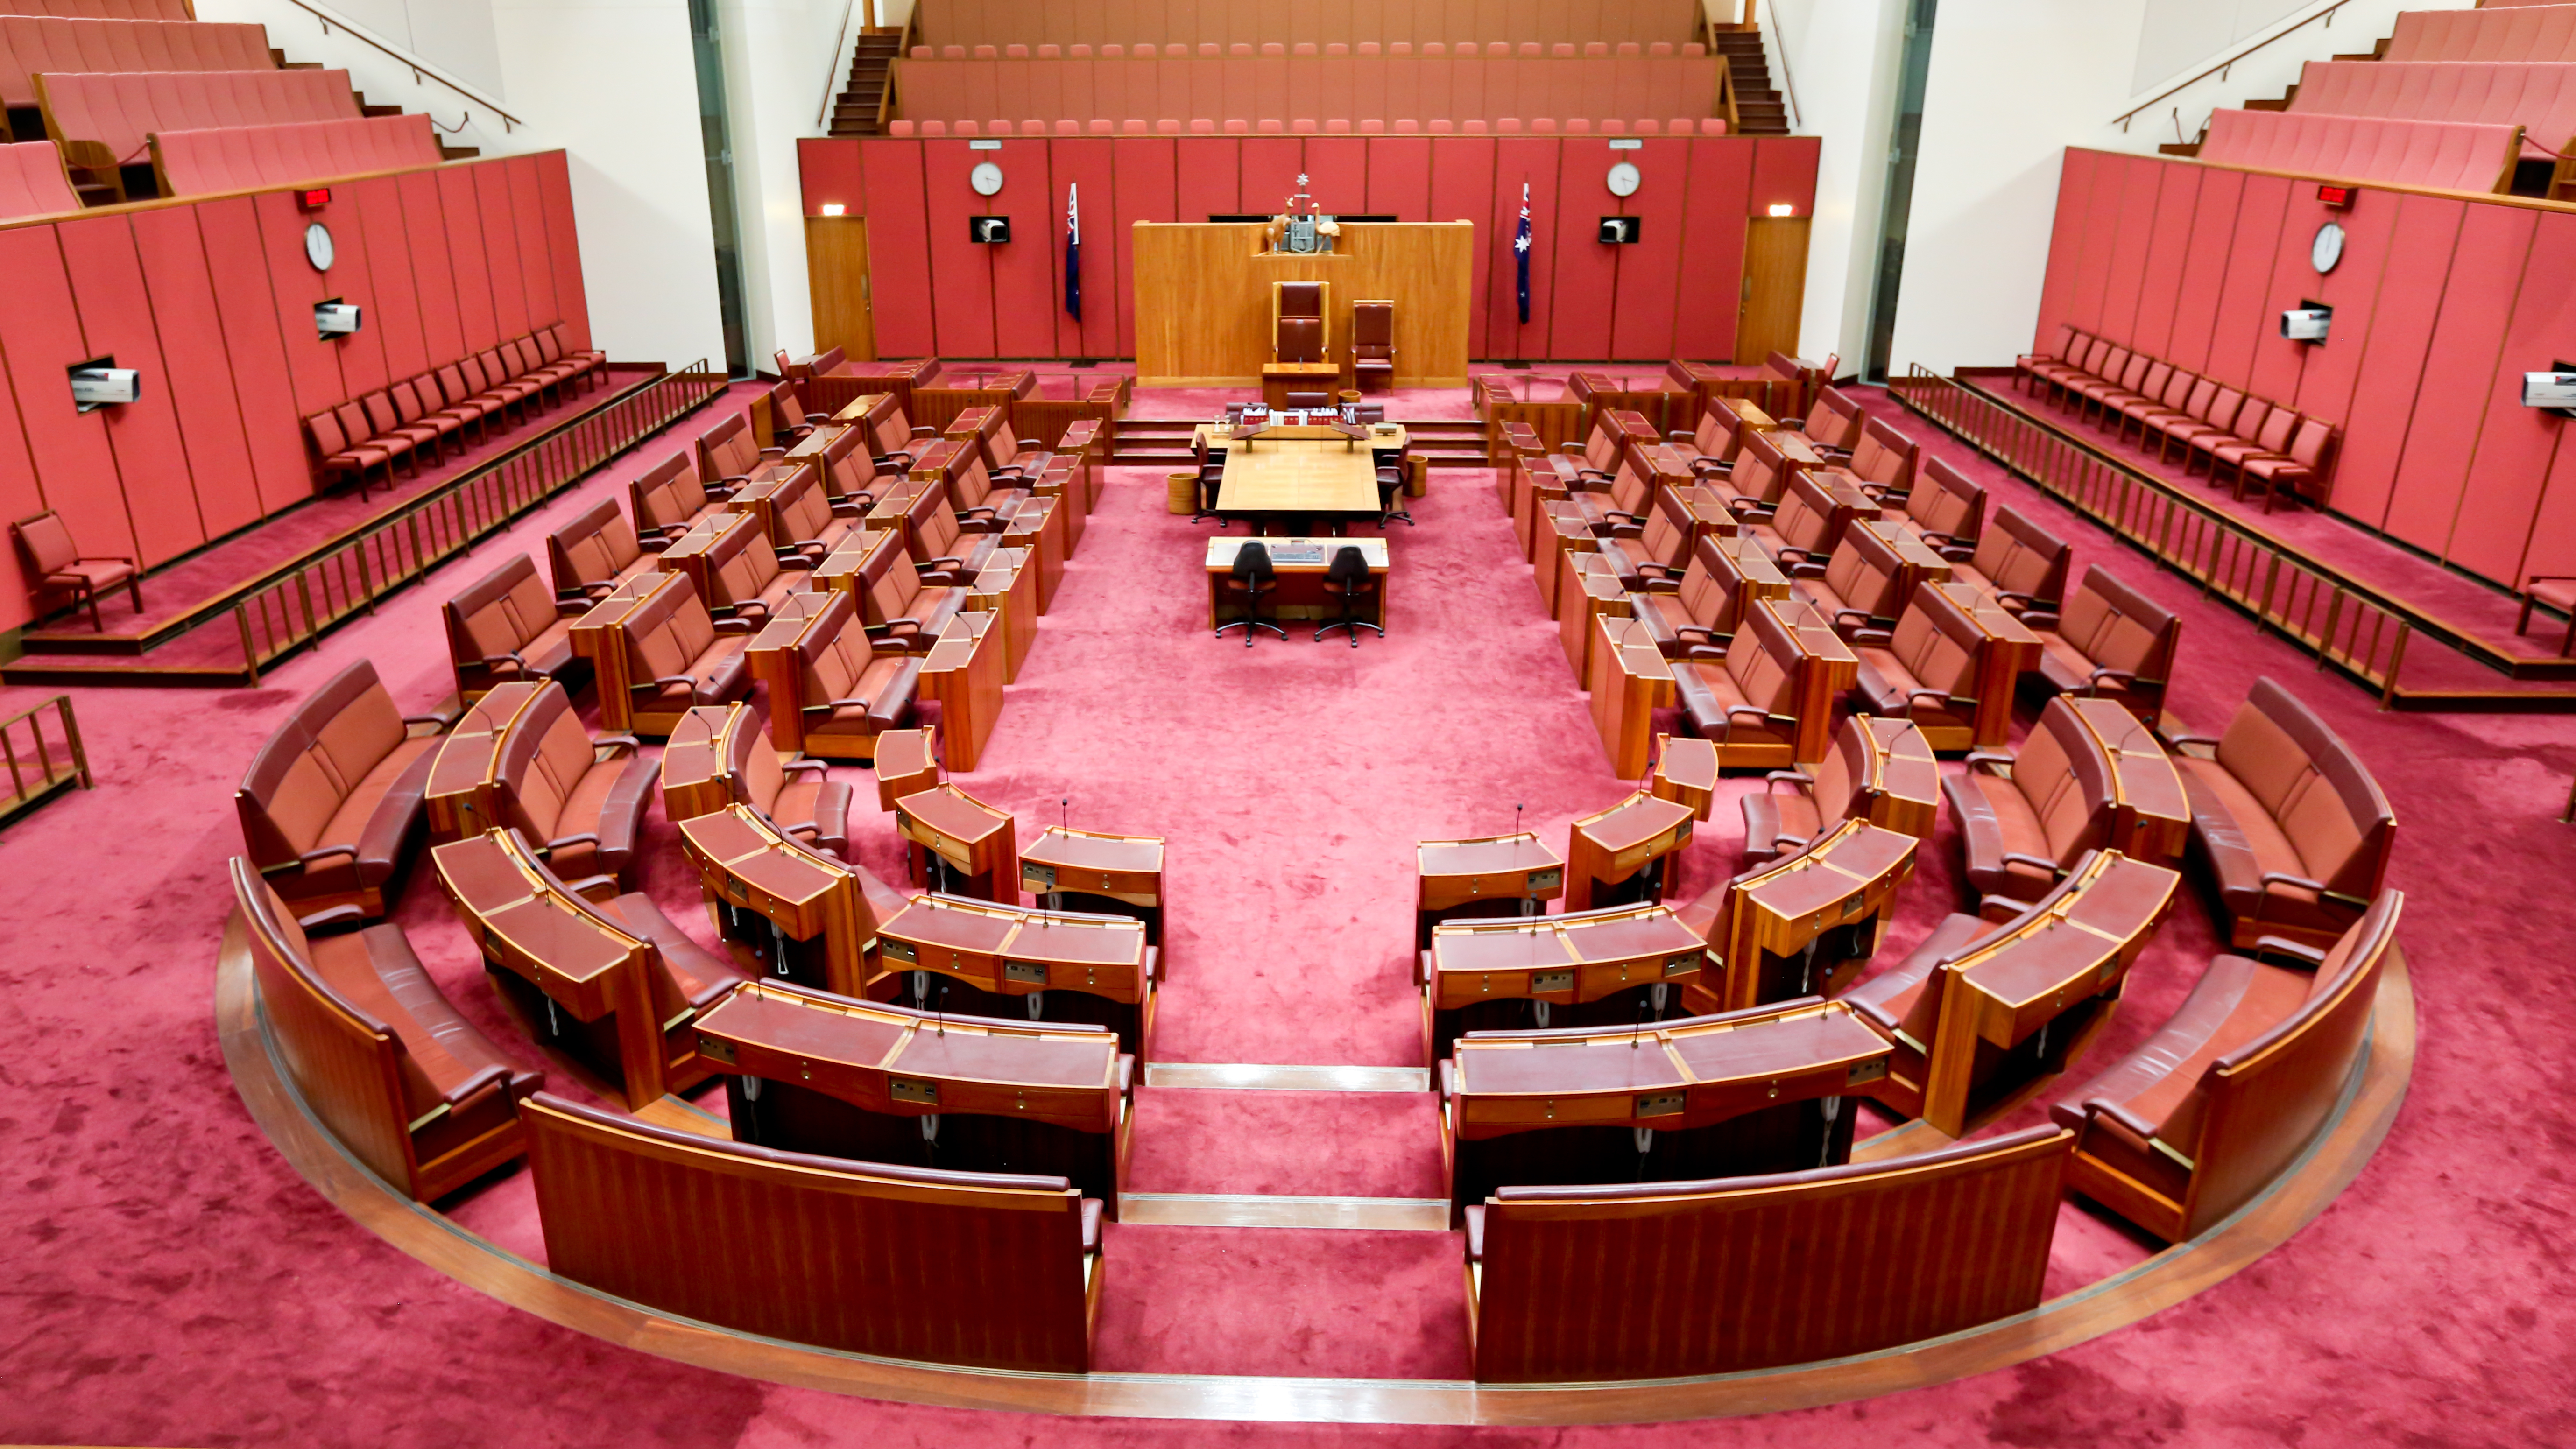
827,31,905,138
1714,28,1790,136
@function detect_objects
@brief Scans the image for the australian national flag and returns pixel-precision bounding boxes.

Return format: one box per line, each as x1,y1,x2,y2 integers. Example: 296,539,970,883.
1065,182,1082,322
1514,182,1532,325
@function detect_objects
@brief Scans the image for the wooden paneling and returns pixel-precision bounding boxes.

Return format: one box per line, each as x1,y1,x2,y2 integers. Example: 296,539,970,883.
1132,222,1473,384
1736,215,1808,365
805,216,875,361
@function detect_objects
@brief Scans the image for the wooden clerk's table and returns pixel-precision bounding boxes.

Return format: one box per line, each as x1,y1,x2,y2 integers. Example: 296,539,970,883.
1204,535,1389,630
1195,421,1409,527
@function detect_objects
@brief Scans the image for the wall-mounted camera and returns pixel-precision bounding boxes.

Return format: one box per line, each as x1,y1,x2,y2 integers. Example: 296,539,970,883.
315,300,363,338
1598,216,1641,244
969,216,1012,244
2280,302,2332,344
2525,361,2576,418
68,357,140,413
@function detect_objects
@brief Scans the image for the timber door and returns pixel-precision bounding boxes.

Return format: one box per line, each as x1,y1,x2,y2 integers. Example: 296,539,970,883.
1734,216,1810,365
805,216,875,360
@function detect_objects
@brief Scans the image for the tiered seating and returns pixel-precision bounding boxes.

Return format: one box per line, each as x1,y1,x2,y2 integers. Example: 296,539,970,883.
2014,327,2344,510
307,327,604,497
2288,60,2576,167
152,113,441,195
2196,107,2522,192
234,659,447,921
35,66,356,171
918,0,1704,50
7,0,194,17
2387,5,2576,63
0,16,270,108
0,137,76,218
887,42,1722,131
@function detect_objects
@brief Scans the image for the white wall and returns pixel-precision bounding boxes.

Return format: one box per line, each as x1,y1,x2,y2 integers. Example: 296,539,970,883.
722,0,859,371
1763,0,1907,372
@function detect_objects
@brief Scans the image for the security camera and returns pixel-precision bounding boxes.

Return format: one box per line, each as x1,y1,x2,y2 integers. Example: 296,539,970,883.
2525,370,2576,417
315,301,363,338
69,366,141,410
2280,307,2331,343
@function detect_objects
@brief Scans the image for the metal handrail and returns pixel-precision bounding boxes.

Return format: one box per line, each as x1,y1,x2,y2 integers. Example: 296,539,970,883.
2114,0,2354,132
279,0,525,132
816,0,866,131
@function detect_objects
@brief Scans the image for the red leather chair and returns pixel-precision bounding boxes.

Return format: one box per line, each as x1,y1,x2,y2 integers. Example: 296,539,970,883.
11,509,140,630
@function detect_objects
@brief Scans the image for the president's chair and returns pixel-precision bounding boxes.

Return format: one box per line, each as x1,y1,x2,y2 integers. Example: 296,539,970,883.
1273,281,1329,363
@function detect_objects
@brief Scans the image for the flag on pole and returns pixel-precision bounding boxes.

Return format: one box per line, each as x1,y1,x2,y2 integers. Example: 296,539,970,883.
1514,182,1532,325
1065,182,1082,322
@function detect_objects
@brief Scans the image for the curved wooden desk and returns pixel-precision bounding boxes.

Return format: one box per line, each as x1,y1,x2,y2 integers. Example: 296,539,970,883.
1564,789,1696,911
1683,817,1920,1013
677,804,904,997
423,680,546,841
2063,695,2189,865
1421,902,1712,1062
870,726,940,810
1414,831,1565,948
1442,997,1893,1221
894,782,1017,901
875,893,1159,1056
1021,825,1166,944
658,702,748,827
696,978,1133,1210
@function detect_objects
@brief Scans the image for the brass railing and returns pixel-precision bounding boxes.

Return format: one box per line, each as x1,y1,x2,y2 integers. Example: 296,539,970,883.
227,363,727,683
2112,0,2357,132
1891,366,2410,704
0,694,90,827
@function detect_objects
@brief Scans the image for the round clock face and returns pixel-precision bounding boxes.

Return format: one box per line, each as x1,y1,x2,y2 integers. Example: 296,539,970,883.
304,221,335,272
969,162,1004,197
2311,221,2345,275
1606,161,1641,197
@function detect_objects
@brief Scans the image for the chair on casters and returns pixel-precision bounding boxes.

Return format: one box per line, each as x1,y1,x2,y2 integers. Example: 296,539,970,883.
1192,459,1228,524
1375,464,1415,528
12,510,141,631
1316,544,1382,647
1215,541,1286,646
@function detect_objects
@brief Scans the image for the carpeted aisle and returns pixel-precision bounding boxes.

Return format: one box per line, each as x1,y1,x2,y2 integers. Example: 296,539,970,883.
0,384,2572,1447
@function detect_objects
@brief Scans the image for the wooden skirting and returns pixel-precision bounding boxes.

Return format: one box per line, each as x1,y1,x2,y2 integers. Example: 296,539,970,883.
216,909,2415,1424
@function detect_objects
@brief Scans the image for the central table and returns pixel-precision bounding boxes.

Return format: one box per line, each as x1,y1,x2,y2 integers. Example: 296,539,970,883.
1204,536,1389,630
1195,422,1409,529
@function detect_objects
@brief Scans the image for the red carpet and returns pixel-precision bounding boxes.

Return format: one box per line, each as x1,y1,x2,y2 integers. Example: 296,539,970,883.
0,382,2572,1446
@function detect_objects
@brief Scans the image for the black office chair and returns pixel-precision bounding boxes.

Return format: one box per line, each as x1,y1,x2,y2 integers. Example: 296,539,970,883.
1215,541,1285,646
1316,544,1382,647
1375,464,1415,528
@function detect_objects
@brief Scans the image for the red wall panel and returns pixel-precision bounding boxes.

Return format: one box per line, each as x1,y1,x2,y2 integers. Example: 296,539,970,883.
0,359,41,626
438,166,501,354
922,139,998,357
306,186,390,400
1364,135,1431,218
351,177,428,383
509,158,560,329
0,227,137,561
858,141,936,357
2032,149,2094,351
1549,141,1615,357
799,137,865,217
2247,181,2332,406
2383,203,2534,556
476,164,531,340
195,195,310,515
986,141,1059,357
2288,185,2400,432
2066,153,2127,332
1427,134,1495,358
60,215,203,564
2128,163,2199,360
1110,136,1175,357
253,190,348,419
2515,412,2576,587
1607,135,1689,360
1239,136,1304,212
2446,210,2576,583
1174,135,1240,218
399,170,465,366
129,205,261,542
2099,155,2163,346
1672,135,1751,360
1050,138,1121,357
2332,194,2463,529
1489,137,1559,357
2164,166,2242,374
2204,174,2291,389
536,152,594,352
1304,136,1369,213
1746,136,1818,217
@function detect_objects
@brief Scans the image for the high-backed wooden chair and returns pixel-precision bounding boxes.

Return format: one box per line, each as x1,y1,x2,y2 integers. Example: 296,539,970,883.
1350,299,1395,392
1272,279,1328,362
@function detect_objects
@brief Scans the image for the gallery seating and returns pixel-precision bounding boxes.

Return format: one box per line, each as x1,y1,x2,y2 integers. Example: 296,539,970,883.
441,554,587,698
305,400,415,497
523,1092,1105,1372
2024,564,2180,719
2195,108,2523,193
1669,597,1856,770
914,4,1706,50
2228,416,2341,513
2288,60,2576,173
2054,888,2401,1243
599,573,755,736
489,681,650,893
749,591,923,761
231,858,543,1203
35,67,359,194
0,137,77,218
2016,327,2343,505
1945,505,2070,619
10,507,139,629
1740,713,1940,865
629,451,735,542
2169,677,2396,949
659,703,853,859
4,0,193,27
2388,4,2576,63
150,113,441,195
0,15,271,110
1463,1125,2073,1382
2517,570,2576,656
235,659,446,920
855,530,968,649
546,498,659,603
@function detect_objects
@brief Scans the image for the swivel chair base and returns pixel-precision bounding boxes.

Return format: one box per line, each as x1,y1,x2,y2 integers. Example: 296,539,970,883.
1317,616,1384,647
1216,616,1289,646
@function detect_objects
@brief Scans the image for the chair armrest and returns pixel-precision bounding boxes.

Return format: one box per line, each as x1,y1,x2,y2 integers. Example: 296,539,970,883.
2249,936,2329,967
1936,542,1974,563
294,903,372,936
1637,573,1682,594
648,674,704,689
1689,458,1732,477
1907,688,1972,712
910,425,939,439
780,758,831,778
1990,589,2038,608
543,832,601,854
955,516,1008,534
759,447,787,460
1763,769,1814,792
293,845,357,867
2259,871,2328,894
711,618,755,635
2167,732,2221,757
2083,666,2137,691
2018,609,2061,631
1999,852,2064,875
638,535,675,554
1830,608,1876,632
1962,749,2015,771
828,501,867,518
1847,627,1893,647
553,595,593,617
779,553,820,570
2083,1097,2168,1146
476,650,530,674
1724,704,1774,724
400,711,453,734
593,734,642,757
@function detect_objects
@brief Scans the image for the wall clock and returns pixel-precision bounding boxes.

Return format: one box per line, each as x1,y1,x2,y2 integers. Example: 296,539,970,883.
970,162,1005,197
1606,161,1641,197
304,221,335,272
2311,221,2345,275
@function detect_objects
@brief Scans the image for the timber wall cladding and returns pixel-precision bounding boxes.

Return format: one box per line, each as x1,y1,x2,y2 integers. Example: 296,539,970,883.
796,133,1820,366
2033,147,2576,590
0,152,592,628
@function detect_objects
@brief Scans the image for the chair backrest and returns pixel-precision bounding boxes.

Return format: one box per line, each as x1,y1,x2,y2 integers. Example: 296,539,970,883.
620,576,722,689
1906,457,1985,543
1276,315,1324,362
2177,376,2218,423
1724,601,1802,714
235,659,408,863
725,710,787,814
819,425,882,501
444,553,558,668
1351,300,1393,355
1845,415,1919,495
1885,586,1984,698
1801,386,1864,451
1970,506,2072,607
1671,536,1740,634
861,394,913,457
792,589,875,701
1821,524,1905,620
698,411,764,482
1731,429,1794,508
2015,698,2117,867
2054,566,2181,690
630,452,711,533
1277,280,1324,317
1230,540,1272,581
12,509,78,576
549,499,643,596
2212,677,2396,898
495,682,596,841
906,481,966,561
706,519,783,608
775,467,833,543
1771,470,1840,553
2251,404,2299,456
2286,416,2338,471
1327,544,1367,582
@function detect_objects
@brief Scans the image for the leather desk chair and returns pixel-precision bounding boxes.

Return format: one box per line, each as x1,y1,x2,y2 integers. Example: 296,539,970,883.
1894,457,1985,556
1350,301,1395,393
1316,544,1382,646
443,553,586,697
857,538,966,652
1273,280,1328,362
1741,714,1934,865
236,659,447,921
2026,565,2180,720
1778,385,1865,457
819,427,896,512
1668,601,1810,769
1215,541,1284,646
1631,537,1743,661
548,499,659,604
1743,469,1845,577
903,482,1002,584
697,412,784,492
630,451,734,543
723,710,852,859
1793,522,1912,641
1945,505,2071,619
700,522,816,626
860,393,939,472
615,576,755,733
11,509,140,630
765,464,864,559
765,379,831,449
494,682,652,894
1598,489,1695,591
945,449,1036,526
768,591,923,763
1849,586,1987,752
1192,457,1227,523
1943,696,2116,915
1376,464,1415,528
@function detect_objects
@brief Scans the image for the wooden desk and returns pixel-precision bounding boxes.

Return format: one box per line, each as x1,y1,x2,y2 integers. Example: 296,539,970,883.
1415,832,1567,950
1850,715,1944,839
1209,427,1392,522
652,510,766,610
676,805,888,997
1261,361,1345,407
1443,998,1892,1220
567,572,669,733
696,978,1132,1210
1692,817,1919,1012
657,703,750,827
1650,735,1721,820
1422,902,1712,1062
2063,696,2190,865
431,829,670,1109
1565,789,1696,912
1021,826,1166,944
921,612,1004,771
423,681,546,841
808,526,903,602
1205,536,1389,628
1558,552,1629,680
875,893,1159,1056
870,726,940,811
1195,422,1412,453
966,544,1038,682
1587,614,1673,780
894,783,1016,902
